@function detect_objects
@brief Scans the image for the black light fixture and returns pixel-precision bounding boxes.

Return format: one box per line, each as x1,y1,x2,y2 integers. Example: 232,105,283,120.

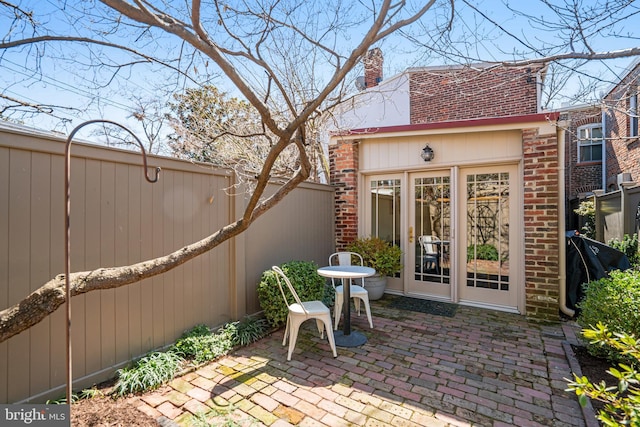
421,144,434,162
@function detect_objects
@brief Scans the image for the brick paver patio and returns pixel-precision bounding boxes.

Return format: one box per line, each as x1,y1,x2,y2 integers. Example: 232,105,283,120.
129,296,592,426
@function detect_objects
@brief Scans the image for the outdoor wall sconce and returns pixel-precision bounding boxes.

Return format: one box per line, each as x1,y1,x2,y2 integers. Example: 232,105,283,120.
421,144,434,162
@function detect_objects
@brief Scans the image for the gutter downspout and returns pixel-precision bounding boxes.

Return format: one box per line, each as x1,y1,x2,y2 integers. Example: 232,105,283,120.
558,119,575,317
536,67,546,113
602,105,607,192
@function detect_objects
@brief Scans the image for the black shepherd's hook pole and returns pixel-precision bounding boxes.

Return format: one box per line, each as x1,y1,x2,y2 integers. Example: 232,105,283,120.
64,119,160,405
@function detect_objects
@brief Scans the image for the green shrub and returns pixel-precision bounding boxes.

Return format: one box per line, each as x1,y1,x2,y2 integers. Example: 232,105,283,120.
258,260,325,328
567,322,640,426
608,234,640,267
467,244,499,261
578,270,640,362
172,324,233,364
574,199,596,239
114,351,184,396
346,237,402,277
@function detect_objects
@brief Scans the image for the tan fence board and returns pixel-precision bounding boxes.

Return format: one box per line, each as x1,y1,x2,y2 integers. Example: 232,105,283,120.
0,126,333,402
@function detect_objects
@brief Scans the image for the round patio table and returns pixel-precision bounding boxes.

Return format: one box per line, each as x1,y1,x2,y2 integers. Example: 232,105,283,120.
317,265,375,347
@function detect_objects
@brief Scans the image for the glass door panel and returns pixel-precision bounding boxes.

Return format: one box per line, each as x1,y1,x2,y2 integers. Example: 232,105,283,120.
408,172,452,299
368,177,403,291
465,172,509,290
459,165,519,310
370,178,401,248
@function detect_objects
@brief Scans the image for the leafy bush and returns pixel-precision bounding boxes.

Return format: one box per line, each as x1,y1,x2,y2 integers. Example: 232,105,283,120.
578,269,640,362
567,322,640,426
172,326,233,364
346,236,402,277
608,234,640,267
258,260,325,327
467,244,499,261
574,199,596,239
114,351,184,396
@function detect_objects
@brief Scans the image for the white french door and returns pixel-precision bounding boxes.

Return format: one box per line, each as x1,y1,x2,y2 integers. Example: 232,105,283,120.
367,164,521,312
458,165,520,310
407,171,453,300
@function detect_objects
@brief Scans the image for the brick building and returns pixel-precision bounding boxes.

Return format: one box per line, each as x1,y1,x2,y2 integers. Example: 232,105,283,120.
328,53,569,320
561,58,640,231
603,59,640,189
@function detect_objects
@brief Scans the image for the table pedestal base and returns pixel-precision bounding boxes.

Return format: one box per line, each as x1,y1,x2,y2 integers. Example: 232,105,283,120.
333,330,367,347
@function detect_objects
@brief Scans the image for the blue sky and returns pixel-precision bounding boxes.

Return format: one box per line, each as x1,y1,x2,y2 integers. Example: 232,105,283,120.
1,0,638,140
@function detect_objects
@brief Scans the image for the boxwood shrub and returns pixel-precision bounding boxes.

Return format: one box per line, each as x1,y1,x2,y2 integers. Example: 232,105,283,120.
258,260,326,328
578,269,640,362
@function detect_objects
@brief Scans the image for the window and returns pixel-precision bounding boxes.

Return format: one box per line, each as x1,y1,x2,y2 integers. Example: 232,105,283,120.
630,89,638,138
577,124,603,162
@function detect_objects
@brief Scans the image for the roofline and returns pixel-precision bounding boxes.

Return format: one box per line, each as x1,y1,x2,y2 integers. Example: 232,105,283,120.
549,102,600,113
331,112,560,137
406,61,546,74
602,56,640,98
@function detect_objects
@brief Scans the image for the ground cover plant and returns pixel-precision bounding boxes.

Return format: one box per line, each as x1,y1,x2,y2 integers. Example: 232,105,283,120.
51,316,269,408
113,351,184,396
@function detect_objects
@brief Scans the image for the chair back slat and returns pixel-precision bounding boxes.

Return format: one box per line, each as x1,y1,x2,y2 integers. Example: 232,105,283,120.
329,251,365,287
329,251,363,267
419,235,440,255
272,266,307,314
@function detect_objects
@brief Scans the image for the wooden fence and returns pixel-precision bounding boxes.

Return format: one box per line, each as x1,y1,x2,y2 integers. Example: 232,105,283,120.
589,184,640,243
0,124,334,403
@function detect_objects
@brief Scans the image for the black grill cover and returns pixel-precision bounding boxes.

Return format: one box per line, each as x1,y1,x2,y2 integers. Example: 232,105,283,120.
565,230,631,312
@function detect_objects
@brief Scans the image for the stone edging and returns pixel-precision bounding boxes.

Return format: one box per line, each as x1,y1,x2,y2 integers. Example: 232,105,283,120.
561,323,600,427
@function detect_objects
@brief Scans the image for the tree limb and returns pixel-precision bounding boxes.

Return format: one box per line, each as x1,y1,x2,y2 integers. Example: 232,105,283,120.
0,167,307,343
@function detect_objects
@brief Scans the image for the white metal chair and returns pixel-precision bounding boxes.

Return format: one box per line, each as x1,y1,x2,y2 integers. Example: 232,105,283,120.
328,252,374,329
418,235,440,274
272,266,337,361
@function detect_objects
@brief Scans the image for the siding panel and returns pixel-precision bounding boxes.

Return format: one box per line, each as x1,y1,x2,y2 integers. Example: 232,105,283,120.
114,163,130,365
49,154,65,394
0,147,9,403
29,152,52,396
7,149,31,402
100,162,116,370
127,164,142,359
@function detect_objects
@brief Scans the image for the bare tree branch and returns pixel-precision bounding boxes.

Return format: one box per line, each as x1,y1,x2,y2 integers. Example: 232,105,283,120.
0,35,201,86
0,0,442,342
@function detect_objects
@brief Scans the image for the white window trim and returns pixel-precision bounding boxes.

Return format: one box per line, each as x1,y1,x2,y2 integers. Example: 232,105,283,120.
630,90,638,138
577,123,603,163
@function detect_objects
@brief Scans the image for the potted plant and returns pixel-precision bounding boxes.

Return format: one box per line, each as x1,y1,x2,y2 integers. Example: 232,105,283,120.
346,236,402,300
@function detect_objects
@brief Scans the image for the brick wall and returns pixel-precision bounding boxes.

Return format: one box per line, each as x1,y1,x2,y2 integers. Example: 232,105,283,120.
409,66,541,124
329,139,359,250
562,108,603,200
523,127,560,320
604,62,640,188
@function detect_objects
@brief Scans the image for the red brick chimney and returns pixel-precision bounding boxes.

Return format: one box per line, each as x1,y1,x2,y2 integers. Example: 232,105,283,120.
363,48,383,88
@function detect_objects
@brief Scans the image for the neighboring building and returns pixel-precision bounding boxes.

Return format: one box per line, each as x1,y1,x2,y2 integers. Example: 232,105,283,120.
603,58,640,190
561,104,603,231
328,51,568,320
562,58,640,232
